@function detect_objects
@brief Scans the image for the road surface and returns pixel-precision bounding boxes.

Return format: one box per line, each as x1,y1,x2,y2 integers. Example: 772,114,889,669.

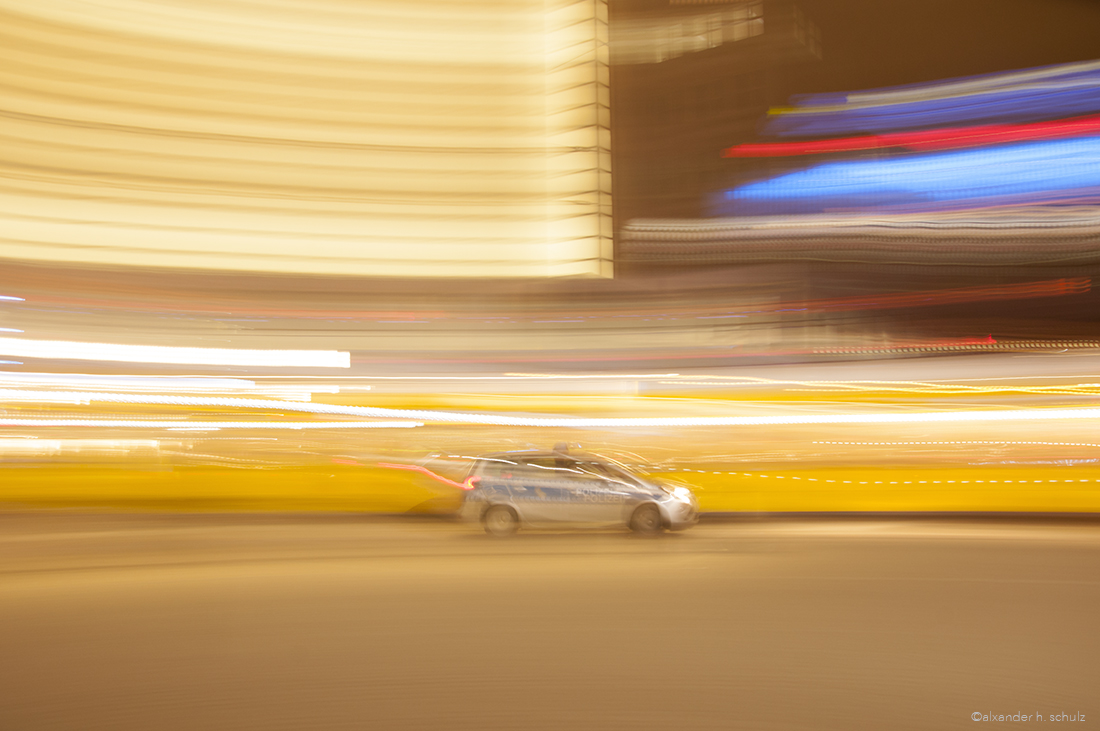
1,513,1097,730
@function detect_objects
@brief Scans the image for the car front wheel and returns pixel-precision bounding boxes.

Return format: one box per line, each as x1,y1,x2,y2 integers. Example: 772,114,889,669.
629,504,663,536
483,505,519,537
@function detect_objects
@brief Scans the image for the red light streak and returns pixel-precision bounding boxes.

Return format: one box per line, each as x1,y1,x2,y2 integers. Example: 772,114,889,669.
772,277,1090,313
377,462,480,490
723,114,1100,158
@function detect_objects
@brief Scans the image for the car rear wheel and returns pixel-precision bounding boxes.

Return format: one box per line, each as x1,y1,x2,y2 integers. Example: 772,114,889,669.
483,505,519,537
629,504,663,536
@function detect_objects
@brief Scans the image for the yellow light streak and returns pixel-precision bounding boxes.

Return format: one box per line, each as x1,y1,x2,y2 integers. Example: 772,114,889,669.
6,388,1100,428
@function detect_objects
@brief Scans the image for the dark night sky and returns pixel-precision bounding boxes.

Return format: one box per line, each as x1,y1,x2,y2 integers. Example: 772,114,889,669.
795,0,1100,94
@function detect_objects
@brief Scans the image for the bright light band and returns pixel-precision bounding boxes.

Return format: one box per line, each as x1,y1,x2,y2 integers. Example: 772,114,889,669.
765,65,1100,137
725,114,1100,157
624,208,1100,266
791,59,1100,109
725,136,1100,215
0,372,341,400
0,419,420,429
0,338,350,368
6,388,1100,429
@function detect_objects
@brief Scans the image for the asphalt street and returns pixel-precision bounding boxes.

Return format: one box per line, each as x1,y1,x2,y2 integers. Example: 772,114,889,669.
0,513,1097,730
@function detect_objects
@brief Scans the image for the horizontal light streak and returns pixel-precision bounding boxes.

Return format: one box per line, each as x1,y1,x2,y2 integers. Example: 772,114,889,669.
333,374,681,380
5,389,1100,428
725,114,1100,157
0,438,159,451
0,390,365,411
486,409,1100,428
377,462,480,490
631,207,1100,234
501,373,682,379
662,374,1100,385
714,471,1100,486
627,206,1100,265
791,60,1100,110
789,382,1100,396
0,419,421,429
0,338,350,368
814,440,1100,448
0,372,341,399
727,136,1100,213
691,281,1085,316
764,67,1100,136
779,75,1100,116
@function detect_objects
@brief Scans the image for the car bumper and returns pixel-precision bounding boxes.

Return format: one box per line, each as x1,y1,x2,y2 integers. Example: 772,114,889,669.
663,500,699,531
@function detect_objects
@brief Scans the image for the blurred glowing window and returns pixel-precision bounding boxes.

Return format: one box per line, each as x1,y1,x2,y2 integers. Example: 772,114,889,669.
793,7,821,58
610,2,763,65
706,15,723,48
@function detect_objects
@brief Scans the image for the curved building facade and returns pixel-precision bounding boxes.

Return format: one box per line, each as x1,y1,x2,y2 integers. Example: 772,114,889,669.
0,0,612,277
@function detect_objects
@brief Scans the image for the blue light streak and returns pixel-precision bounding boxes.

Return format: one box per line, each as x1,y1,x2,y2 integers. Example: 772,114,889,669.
790,60,1100,109
767,78,1100,137
725,136,1100,215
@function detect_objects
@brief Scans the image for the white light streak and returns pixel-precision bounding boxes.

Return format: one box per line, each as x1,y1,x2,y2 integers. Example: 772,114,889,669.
0,438,159,452
348,374,679,381
0,419,420,429
502,373,682,379
7,388,1100,428
0,372,339,399
814,440,1100,448
0,338,350,368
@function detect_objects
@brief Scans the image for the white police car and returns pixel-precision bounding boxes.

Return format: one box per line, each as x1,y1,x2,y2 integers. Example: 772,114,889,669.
459,448,698,536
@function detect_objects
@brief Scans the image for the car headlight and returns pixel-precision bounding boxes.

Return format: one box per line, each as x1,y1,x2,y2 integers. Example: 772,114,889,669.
659,484,693,501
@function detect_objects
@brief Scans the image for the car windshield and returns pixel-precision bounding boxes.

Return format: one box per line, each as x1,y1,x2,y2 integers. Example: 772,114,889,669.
474,453,644,485
573,459,641,486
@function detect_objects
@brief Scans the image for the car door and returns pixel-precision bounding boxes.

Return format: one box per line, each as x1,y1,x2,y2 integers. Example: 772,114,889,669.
509,457,578,524
470,457,521,513
567,460,635,525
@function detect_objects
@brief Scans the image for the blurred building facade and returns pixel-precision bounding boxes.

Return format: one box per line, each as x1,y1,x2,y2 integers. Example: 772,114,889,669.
0,0,612,278
609,0,822,269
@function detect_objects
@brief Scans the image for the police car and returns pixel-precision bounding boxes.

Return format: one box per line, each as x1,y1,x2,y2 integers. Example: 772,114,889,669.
459,447,698,536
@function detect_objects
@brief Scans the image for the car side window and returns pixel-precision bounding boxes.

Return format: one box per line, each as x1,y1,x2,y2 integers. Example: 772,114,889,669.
517,457,583,478
574,460,615,480
476,459,519,479
583,461,641,488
